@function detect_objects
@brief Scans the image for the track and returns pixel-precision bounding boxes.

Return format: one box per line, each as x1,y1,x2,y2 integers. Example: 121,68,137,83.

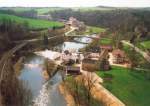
0,42,27,84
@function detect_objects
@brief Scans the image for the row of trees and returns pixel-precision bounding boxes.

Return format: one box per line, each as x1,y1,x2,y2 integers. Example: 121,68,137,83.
0,18,30,52
0,9,37,18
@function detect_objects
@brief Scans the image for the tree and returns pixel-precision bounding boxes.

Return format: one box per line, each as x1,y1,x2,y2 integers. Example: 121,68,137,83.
43,34,48,48
127,48,139,68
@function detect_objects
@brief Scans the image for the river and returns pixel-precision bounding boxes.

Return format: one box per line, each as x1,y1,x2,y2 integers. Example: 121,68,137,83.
19,36,92,106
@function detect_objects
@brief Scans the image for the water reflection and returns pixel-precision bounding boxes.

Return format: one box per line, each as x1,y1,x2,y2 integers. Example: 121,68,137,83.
19,55,66,106
74,37,92,43
19,55,45,98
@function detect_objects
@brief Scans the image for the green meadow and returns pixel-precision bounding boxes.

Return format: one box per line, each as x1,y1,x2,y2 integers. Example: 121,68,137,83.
0,13,64,30
97,66,150,106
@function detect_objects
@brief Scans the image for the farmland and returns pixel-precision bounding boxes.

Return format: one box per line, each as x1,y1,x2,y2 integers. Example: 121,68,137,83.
0,13,64,30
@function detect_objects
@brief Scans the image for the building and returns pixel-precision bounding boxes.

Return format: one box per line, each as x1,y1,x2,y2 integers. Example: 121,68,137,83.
61,50,80,65
82,58,99,72
99,58,111,71
112,49,126,64
66,66,80,75
66,17,86,30
100,45,113,52
61,50,72,65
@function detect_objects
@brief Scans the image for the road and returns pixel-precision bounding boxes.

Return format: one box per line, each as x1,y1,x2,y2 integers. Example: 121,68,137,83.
65,27,77,36
0,42,27,84
121,40,150,63
14,35,64,44
14,27,76,44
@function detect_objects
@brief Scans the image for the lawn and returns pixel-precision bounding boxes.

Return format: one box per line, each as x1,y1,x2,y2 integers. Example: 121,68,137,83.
85,26,106,34
99,38,112,45
0,13,64,30
96,66,150,106
36,7,64,15
140,40,150,49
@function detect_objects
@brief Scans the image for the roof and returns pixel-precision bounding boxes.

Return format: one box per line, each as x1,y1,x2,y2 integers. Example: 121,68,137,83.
64,50,70,55
66,66,80,71
112,49,125,57
100,45,113,50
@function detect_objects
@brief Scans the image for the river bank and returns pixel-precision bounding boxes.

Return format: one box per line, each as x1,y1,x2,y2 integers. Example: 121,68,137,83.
59,83,76,106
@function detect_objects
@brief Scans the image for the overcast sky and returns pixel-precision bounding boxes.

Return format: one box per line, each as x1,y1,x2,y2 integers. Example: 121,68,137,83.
0,0,150,7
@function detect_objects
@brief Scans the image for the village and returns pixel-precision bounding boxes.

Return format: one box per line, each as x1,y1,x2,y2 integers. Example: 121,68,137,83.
33,17,136,106
0,5,150,106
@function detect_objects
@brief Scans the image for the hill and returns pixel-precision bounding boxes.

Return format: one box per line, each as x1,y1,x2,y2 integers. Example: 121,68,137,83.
0,13,64,30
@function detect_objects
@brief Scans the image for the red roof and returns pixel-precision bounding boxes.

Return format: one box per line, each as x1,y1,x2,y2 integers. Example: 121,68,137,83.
100,45,113,50
112,49,125,57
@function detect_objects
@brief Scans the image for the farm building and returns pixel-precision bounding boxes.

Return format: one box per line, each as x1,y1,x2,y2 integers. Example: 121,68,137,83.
66,66,80,75
100,45,113,52
66,17,86,30
82,58,99,72
112,49,126,64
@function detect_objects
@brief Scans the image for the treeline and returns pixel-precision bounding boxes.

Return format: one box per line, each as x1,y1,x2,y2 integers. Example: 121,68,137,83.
0,9,37,18
50,9,150,39
0,18,29,51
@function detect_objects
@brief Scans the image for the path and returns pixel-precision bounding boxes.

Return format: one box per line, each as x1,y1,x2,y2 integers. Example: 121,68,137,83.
0,42,27,84
121,40,150,63
65,27,77,36
14,27,77,44
14,35,64,44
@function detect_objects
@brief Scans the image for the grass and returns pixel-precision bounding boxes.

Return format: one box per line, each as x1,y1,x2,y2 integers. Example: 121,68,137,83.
140,40,150,49
36,8,51,14
85,26,106,34
0,13,64,30
73,7,116,12
36,7,64,15
99,38,112,45
96,66,150,106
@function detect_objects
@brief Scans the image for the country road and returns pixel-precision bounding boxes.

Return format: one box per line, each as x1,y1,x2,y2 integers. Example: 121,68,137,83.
14,27,76,44
121,40,150,63
0,42,27,84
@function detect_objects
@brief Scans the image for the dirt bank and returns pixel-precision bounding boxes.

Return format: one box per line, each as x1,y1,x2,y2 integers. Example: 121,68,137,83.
59,83,76,106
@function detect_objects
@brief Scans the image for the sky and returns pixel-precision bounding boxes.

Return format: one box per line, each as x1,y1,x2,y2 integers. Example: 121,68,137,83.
0,0,150,7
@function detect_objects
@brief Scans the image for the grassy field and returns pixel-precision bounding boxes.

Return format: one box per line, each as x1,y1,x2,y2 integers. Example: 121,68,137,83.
73,7,117,12
0,13,64,30
36,7,64,14
85,26,106,34
140,40,150,49
2,7,65,15
97,66,150,106
99,38,112,45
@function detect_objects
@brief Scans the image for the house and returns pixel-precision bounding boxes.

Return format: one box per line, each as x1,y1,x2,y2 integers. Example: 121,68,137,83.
82,58,99,72
61,50,72,65
100,45,113,52
112,49,126,64
61,50,80,65
99,58,111,71
66,66,80,75
66,17,86,30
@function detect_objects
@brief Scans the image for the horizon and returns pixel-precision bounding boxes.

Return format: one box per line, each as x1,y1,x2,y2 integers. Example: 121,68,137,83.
0,0,150,8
